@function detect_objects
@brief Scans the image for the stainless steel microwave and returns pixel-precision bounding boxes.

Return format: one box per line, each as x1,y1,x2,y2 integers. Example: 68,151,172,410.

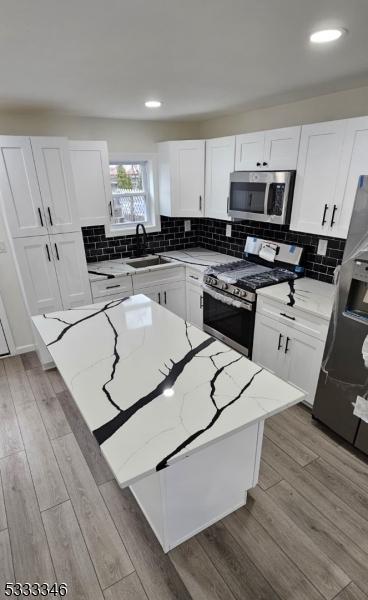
228,170,296,224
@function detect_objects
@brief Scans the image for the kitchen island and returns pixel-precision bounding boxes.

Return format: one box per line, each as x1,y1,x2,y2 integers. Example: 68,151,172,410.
33,294,305,552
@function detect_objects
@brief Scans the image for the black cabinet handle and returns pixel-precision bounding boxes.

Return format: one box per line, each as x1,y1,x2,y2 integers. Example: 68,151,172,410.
321,203,328,226
109,201,113,217
38,207,44,227
199,196,202,211
200,295,203,309
277,333,283,350
330,204,337,227
106,284,120,289
262,162,268,166
256,162,261,167
47,206,53,226
54,243,60,260
158,292,161,304
280,312,296,321
285,337,290,354
45,244,51,262
164,291,167,304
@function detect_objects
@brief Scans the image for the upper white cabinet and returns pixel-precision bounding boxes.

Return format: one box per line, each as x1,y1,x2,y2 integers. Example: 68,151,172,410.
0,136,46,238
0,136,79,237
31,137,80,234
69,140,111,227
158,140,205,218
205,136,235,220
235,126,300,171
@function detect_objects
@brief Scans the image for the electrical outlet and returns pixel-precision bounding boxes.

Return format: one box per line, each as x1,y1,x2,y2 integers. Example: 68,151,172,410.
226,224,232,237
0,241,7,254
184,220,191,232
317,239,328,256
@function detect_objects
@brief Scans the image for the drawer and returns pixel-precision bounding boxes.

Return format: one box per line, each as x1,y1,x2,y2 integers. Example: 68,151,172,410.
256,296,329,341
132,266,185,290
91,275,133,299
186,267,203,285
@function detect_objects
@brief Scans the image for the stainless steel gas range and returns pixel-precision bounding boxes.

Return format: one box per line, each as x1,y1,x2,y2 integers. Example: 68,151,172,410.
203,238,304,357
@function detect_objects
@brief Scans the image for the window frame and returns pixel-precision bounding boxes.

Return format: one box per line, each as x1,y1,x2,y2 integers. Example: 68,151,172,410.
105,152,161,237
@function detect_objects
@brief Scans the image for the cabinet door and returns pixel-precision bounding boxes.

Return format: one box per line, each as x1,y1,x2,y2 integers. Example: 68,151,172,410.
0,136,47,237
283,328,325,407
263,126,301,170
13,236,62,315
163,281,186,319
334,116,368,238
52,232,92,309
31,137,80,234
171,140,205,217
290,120,347,235
0,320,10,356
186,281,203,329
235,132,265,171
252,313,286,377
205,136,235,220
134,284,163,304
69,140,111,227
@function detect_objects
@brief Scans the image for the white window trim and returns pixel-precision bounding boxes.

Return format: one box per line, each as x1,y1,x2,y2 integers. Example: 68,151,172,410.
105,152,161,237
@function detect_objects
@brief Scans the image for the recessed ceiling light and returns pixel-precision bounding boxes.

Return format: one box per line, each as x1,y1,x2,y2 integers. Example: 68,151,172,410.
145,100,162,108
310,28,346,44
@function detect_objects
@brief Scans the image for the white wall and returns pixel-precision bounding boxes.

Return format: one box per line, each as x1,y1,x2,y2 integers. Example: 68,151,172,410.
0,113,200,353
199,84,368,138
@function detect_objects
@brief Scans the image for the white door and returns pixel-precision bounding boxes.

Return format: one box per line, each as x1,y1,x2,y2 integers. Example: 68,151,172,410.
235,132,265,171
0,136,47,237
252,313,286,377
186,282,203,329
52,232,92,309
13,235,62,315
205,136,235,220
134,284,163,304
263,126,301,170
334,116,368,238
163,281,186,319
69,140,111,227
282,328,325,407
290,120,347,235
171,140,205,217
31,137,80,234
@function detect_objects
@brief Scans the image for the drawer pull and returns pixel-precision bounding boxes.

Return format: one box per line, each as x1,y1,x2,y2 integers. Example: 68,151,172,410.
280,312,295,321
106,284,120,289
189,274,199,280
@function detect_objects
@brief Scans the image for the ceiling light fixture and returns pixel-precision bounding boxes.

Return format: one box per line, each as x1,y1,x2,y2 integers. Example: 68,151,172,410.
310,28,346,44
145,100,162,108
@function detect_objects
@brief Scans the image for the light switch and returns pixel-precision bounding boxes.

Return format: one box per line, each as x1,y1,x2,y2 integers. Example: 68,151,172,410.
317,239,328,256
184,220,191,232
226,224,232,237
0,241,7,254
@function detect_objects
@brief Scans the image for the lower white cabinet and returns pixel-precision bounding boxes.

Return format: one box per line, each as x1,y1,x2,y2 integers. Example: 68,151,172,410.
134,281,186,319
253,312,325,406
14,232,91,316
186,281,203,329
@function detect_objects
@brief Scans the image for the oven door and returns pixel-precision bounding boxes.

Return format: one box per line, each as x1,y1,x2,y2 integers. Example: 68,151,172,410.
203,287,255,357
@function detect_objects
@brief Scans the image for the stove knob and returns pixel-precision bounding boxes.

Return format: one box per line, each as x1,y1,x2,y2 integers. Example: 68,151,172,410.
222,283,228,290
234,288,239,295
239,290,245,297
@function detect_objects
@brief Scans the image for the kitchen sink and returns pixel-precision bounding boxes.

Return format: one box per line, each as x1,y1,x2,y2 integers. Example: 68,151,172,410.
126,256,171,269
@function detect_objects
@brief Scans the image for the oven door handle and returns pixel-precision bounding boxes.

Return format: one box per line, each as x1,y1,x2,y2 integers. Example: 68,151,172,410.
203,285,253,311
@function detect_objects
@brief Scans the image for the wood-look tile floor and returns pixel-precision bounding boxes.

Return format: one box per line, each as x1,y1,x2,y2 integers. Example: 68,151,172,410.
0,352,368,600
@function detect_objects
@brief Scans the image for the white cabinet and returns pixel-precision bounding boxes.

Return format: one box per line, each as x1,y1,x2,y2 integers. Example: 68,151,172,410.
14,232,91,316
205,136,235,220
52,232,92,309
290,120,347,236
0,136,80,238
69,140,111,227
186,282,203,329
0,136,46,238
134,281,186,319
13,235,62,315
158,140,205,217
0,295,13,356
253,312,325,406
235,127,300,171
31,137,80,234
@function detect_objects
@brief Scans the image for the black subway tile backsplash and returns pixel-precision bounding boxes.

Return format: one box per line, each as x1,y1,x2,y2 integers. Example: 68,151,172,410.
82,216,345,284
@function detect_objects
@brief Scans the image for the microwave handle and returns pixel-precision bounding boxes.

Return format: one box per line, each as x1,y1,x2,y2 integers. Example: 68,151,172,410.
264,182,271,216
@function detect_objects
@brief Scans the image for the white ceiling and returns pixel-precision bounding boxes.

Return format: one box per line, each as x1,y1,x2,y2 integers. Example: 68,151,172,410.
1,0,368,120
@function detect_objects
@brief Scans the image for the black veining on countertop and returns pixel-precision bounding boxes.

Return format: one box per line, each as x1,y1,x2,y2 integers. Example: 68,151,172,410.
88,269,115,279
287,280,296,307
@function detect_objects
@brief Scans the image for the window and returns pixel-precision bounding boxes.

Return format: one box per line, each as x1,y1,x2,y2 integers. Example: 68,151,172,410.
106,155,160,236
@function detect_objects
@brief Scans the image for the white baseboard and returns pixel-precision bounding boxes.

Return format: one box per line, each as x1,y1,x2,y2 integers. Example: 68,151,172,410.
15,343,35,355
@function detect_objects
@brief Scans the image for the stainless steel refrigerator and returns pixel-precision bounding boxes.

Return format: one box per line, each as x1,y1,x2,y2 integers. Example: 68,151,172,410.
313,175,368,455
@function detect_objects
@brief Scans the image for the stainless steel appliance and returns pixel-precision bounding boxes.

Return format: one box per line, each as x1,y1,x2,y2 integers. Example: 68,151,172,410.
313,176,368,455
203,238,304,357
228,170,295,224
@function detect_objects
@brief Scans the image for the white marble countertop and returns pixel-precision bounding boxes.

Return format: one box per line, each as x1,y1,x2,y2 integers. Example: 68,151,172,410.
32,295,305,488
88,248,241,281
256,277,336,321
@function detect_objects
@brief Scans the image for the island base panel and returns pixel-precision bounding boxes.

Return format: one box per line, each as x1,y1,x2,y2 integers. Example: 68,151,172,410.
130,421,264,552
